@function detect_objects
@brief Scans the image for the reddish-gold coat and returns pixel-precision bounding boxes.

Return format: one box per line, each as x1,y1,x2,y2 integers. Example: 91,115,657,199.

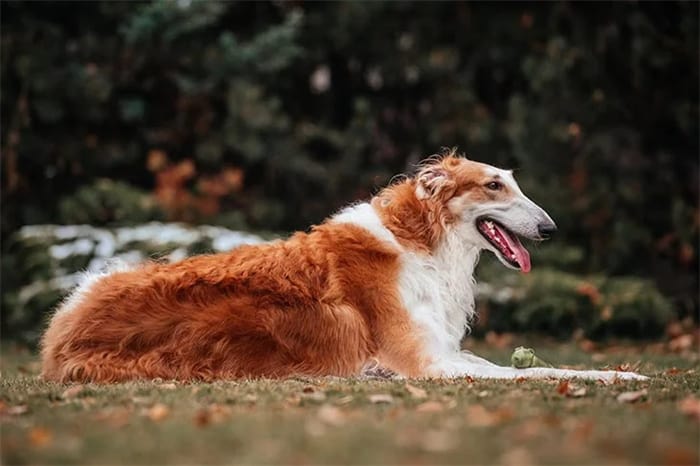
41,154,508,383
41,222,429,382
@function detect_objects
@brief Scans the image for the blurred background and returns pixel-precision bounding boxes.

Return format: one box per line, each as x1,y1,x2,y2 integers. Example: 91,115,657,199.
2,1,698,347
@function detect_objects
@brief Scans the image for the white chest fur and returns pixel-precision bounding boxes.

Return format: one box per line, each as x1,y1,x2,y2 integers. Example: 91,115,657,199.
397,230,480,355
333,203,480,356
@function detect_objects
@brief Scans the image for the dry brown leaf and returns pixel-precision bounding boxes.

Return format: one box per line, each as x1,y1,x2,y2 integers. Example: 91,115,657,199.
415,401,444,413
28,427,53,447
405,383,427,399
302,385,316,393
317,405,345,426
662,447,699,466
556,381,587,397
465,405,513,427
368,394,394,404
556,380,571,395
194,404,231,427
678,396,700,422
146,403,170,422
61,385,86,399
194,409,211,428
616,389,648,403
94,407,131,429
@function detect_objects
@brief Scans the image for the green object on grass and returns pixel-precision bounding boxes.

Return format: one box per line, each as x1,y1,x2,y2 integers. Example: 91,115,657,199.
511,346,552,368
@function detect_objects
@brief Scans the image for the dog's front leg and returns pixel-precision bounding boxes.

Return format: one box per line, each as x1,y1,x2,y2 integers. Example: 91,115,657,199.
429,353,648,381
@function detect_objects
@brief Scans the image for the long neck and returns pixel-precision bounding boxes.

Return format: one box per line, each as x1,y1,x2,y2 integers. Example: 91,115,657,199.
371,181,454,253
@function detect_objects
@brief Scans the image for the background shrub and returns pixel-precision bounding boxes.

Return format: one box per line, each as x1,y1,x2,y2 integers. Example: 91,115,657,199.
1,1,697,341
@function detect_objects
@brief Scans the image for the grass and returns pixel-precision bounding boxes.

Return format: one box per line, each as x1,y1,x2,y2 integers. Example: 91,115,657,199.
1,340,698,465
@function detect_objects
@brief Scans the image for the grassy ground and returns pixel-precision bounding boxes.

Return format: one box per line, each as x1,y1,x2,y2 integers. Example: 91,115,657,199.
2,341,698,465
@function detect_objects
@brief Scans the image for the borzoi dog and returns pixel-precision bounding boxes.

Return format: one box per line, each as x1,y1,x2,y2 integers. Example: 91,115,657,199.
41,152,646,382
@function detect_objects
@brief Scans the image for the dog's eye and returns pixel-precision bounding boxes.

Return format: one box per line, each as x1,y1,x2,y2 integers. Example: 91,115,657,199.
486,181,503,191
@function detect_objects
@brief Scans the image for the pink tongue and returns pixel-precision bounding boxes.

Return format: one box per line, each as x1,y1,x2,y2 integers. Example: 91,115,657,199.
495,225,531,273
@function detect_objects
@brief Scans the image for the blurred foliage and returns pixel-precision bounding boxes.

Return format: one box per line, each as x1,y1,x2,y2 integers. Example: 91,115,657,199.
3,223,264,344
2,1,698,336
476,259,672,340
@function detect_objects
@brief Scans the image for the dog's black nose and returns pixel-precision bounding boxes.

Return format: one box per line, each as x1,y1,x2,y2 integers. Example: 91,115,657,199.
537,222,557,239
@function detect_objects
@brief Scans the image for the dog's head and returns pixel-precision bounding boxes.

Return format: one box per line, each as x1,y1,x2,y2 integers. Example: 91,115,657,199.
412,153,556,272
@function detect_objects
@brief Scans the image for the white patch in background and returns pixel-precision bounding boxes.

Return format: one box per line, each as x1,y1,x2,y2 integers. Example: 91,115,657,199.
49,238,94,260
55,258,134,316
201,226,263,252
331,203,401,249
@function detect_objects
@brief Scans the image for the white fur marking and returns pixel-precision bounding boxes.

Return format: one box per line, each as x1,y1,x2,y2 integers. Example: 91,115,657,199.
331,203,401,249
397,223,481,358
55,259,133,316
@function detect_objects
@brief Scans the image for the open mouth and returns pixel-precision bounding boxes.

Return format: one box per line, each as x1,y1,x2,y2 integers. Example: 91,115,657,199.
476,218,531,273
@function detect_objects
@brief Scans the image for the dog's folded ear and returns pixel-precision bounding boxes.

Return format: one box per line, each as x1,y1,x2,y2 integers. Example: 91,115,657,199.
415,166,456,200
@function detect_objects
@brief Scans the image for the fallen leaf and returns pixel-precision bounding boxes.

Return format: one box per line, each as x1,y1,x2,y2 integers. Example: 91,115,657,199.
555,380,587,397
465,405,513,427
368,394,394,404
662,446,699,466
678,396,700,422
415,401,444,413
477,390,490,398
194,409,211,427
317,405,345,426
94,407,131,428
616,389,648,403
243,394,258,404
159,383,177,390
405,383,427,399
302,385,316,393
665,367,684,375
146,403,170,421
556,380,571,395
29,427,53,447
61,385,86,399
193,404,230,428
